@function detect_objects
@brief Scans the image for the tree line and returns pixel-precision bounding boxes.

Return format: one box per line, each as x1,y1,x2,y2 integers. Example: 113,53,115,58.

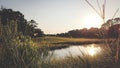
0,8,44,37
1,8,119,38
56,18,120,38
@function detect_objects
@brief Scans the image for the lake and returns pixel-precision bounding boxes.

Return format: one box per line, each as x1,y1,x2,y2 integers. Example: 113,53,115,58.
48,43,110,59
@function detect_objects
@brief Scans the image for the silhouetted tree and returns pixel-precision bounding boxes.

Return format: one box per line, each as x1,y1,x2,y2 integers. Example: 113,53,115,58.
56,28,100,38
0,8,27,34
87,28,99,38
101,18,120,38
0,8,44,37
68,29,81,38
34,28,44,37
27,20,38,37
108,24,120,38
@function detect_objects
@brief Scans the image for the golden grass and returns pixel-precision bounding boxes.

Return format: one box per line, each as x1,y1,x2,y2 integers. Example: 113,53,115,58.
34,36,102,43
33,36,104,49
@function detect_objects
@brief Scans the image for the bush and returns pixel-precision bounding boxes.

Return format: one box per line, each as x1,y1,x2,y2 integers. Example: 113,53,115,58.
0,17,49,68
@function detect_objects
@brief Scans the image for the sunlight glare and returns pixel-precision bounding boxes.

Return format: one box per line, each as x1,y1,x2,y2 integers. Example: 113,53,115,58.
83,14,103,29
88,45,96,56
87,44,101,56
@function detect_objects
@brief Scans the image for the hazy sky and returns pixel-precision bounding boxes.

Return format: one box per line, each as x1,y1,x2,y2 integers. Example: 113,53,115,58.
0,0,120,34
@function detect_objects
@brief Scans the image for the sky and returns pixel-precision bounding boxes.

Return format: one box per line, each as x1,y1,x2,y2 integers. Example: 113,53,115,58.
0,0,120,34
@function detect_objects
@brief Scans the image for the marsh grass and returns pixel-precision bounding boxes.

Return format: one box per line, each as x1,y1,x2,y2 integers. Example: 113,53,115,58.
41,56,92,68
0,35,50,68
0,20,49,68
41,51,111,68
33,36,103,50
34,36,102,44
0,20,119,68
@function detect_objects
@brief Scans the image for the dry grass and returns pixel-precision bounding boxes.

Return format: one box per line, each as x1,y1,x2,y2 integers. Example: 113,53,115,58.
33,36,103,49
35,36,102,43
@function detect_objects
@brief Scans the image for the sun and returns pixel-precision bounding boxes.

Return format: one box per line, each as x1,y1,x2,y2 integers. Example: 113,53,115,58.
83,14,103,29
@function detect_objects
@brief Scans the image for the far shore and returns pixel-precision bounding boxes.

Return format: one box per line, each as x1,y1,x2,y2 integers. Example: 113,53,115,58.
34,36,110,50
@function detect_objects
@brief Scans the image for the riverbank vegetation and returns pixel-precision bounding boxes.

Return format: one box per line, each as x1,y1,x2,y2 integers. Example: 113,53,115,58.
34,36,103,45
0,7,120,68
0,8,48,68
34,36,104,50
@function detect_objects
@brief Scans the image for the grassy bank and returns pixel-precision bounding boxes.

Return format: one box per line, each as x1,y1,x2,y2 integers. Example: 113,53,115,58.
33,36,104,50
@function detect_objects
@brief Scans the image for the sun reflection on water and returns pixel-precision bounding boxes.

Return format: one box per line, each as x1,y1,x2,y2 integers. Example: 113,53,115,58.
87,44,101,56
49,44,102,59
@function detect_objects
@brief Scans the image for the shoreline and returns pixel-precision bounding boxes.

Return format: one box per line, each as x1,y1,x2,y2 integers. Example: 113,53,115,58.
35,36,106,50
49,41,103,50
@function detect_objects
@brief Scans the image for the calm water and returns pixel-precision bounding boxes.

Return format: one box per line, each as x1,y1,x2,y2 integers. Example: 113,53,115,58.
49,44,109,59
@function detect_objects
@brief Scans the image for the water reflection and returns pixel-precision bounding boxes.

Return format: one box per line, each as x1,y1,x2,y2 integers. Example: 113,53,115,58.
49,44,102,59
87,44,101,56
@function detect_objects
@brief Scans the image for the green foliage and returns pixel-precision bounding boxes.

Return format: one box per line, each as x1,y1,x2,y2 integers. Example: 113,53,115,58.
11,36,48,68
1,7,120,68
0,35,49,68
0,8,44,37
0,17,48,68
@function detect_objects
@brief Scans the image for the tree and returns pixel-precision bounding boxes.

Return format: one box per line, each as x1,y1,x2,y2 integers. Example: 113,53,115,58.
88,28,99,38
0,8,44,37
108,24,120,38
0,8,27,34
68,29,81,38
56,28,100,38
34,28,44,37
27,20,38,37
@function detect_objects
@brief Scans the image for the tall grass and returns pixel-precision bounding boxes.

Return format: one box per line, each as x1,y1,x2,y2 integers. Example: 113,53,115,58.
0,20,49,68
0,12,119,68
0,20,105,68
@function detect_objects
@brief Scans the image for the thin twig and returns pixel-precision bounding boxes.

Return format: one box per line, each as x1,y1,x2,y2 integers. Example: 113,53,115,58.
85,0,102,17
97,0,102,15
112,8,119,19
102,0,106,23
